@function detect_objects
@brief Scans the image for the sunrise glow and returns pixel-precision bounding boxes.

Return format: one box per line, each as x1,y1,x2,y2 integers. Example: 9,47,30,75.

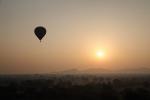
96,51,105,58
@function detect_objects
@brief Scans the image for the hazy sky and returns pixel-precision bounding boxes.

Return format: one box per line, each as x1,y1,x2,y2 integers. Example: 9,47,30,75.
0,0,150,74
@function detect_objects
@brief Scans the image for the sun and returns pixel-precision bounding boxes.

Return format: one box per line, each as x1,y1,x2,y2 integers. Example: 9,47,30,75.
96,51,105,58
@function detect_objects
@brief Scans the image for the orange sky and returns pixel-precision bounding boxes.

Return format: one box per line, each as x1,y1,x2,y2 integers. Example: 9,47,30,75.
0,0,150,74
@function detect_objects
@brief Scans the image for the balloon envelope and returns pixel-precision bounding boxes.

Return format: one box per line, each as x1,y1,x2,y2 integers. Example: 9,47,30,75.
34,26,46,41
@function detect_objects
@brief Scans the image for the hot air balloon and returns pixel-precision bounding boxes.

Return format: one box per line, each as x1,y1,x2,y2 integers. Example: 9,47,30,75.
34,26,46,42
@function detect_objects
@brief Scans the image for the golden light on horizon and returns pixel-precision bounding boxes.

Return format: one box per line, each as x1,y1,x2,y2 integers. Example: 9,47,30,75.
1,0,150,74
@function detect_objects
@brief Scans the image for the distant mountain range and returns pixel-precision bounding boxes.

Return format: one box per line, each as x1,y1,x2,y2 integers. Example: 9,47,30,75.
118,67,150,73
53,67,150,74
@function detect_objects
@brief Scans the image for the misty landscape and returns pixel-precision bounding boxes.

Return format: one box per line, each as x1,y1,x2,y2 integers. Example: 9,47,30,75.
0,72,150,100
1,0,150,100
